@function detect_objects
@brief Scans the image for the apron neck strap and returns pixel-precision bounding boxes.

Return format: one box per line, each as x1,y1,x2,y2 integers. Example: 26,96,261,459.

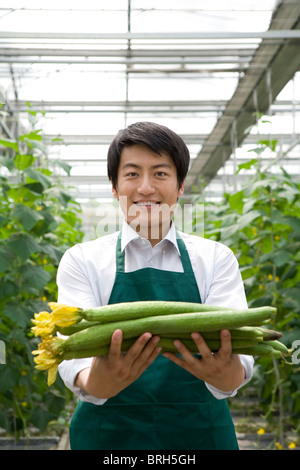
116,230,193,274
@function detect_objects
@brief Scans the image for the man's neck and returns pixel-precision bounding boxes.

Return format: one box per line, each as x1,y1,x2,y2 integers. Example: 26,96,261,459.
126,220,172,247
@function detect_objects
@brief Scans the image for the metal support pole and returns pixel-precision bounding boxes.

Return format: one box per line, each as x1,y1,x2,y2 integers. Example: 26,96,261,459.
231,119,238,192
125,0,131,128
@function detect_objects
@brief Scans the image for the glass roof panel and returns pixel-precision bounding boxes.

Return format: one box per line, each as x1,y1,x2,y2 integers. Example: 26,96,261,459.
0,0,298,236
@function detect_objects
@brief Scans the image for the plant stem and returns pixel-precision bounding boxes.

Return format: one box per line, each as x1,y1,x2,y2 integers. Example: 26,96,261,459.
273,356,284,447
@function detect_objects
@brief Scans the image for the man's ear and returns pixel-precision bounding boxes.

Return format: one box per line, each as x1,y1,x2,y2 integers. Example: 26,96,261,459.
112,184,119,200
177,181,184,199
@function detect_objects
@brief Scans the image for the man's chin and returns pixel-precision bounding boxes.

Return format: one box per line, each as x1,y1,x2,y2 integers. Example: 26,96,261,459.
126,217,171,241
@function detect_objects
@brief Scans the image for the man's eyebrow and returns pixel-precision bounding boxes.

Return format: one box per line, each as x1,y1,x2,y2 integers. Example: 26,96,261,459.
121,162,172,170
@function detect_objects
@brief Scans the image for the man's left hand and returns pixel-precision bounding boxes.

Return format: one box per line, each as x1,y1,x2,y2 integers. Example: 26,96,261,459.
163,330,245,392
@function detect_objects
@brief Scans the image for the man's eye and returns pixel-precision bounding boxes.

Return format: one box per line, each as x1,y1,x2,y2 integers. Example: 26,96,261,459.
156,171,167,177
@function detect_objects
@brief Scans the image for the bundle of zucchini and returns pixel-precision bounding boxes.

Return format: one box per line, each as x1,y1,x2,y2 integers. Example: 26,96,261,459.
31,301,292,386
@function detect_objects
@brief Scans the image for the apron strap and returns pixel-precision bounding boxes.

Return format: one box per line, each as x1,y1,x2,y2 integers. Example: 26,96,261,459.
116,229,194,274
116,231,125,272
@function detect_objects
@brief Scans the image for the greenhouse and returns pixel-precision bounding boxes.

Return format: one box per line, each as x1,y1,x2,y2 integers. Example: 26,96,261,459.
0,0,299,452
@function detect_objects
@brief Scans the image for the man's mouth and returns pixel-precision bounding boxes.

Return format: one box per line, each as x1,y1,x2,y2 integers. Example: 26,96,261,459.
134,201,160,207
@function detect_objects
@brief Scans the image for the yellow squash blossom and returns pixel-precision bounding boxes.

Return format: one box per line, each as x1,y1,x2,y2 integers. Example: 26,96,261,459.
31,304,82,340
31,311,55,338
49,304,81,328
32,337,65,386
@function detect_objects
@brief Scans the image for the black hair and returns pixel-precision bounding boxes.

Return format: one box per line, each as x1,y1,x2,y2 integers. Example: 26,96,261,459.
107,121,190,189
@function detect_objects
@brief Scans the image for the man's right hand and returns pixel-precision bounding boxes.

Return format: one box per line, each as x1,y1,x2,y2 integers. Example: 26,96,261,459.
75,329,161,399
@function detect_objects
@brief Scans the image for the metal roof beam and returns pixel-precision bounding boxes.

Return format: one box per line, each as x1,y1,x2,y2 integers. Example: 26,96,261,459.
10,99,299,114
0,48,257,58
43,132,299,147
0,31,300,40
184,1,300,193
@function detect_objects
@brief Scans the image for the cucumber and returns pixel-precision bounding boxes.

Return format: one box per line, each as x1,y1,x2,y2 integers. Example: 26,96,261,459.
62,337,259,360
79,300,233,323
61,307,276,353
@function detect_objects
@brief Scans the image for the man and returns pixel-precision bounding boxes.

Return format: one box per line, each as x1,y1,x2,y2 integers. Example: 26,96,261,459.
57,121,253,450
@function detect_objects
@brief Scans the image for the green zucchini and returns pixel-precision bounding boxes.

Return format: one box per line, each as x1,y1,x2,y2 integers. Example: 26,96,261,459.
163,326,264,341
62,337,259,360
79,301,233,323
232,343,283,358
262,340,291,355
60,307,276,353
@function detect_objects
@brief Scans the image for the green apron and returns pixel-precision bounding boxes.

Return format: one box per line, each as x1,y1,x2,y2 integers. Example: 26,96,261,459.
69,232,239,450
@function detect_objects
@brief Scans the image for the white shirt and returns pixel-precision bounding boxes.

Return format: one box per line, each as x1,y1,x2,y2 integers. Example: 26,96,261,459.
57,221,254,404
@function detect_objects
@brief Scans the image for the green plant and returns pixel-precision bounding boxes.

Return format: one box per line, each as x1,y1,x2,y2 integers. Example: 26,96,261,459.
0,107,83,436
201,135,300,445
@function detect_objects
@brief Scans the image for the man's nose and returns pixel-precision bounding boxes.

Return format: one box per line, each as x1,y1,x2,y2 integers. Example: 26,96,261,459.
137,175,155,194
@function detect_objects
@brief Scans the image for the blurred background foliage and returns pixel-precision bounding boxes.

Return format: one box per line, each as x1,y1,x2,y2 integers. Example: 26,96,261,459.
0,107,83,436
201,137,300,441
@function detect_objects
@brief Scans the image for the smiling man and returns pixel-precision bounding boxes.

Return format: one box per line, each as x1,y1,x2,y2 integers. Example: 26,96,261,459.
113,143,184,245
57,121,254,450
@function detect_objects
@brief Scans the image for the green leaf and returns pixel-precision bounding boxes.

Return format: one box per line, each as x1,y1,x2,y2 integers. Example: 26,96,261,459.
0,139,19,152
58,191,72,207
7,232,41,262
12,204,44,231
260,249,291,267
30,406,55,433
0,280,18,302
44,391,65,415
236,159,258,174
0,365,21,393
54,160,72,176
248,147,265,155
14,154,35,170
25,169,52,190
23,182,45,194
19,130,42,142
237,210,261,230
19,264,51,293
276,188,299,204
0,246,14,271
40,243,63,264
0,155,15,171
258,139,278,151
228,190,244,214
0,214,7,227
220,210,261,241
3,301,30,328
273,215,300,232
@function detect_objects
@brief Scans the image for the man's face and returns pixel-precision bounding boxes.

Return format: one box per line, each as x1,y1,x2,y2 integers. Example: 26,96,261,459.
112,144,184,244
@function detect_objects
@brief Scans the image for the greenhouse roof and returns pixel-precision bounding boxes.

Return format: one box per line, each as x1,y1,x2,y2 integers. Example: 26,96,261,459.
0,0,300,235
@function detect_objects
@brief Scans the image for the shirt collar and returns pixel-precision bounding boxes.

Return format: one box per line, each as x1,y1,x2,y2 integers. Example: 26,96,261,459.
121,220,180,255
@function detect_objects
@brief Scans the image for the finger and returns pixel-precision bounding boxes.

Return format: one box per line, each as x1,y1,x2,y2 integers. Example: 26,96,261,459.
137,335,161,360
134,342,162,376
107,329,123,361
218,329,232,358
124,332,153,363
171,339,199,366
162,351,187,370
130,335,161,367
191,332,214,360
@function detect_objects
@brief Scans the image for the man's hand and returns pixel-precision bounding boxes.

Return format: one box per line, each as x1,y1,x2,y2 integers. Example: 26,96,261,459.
75,329,161,399
163,330,245,392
